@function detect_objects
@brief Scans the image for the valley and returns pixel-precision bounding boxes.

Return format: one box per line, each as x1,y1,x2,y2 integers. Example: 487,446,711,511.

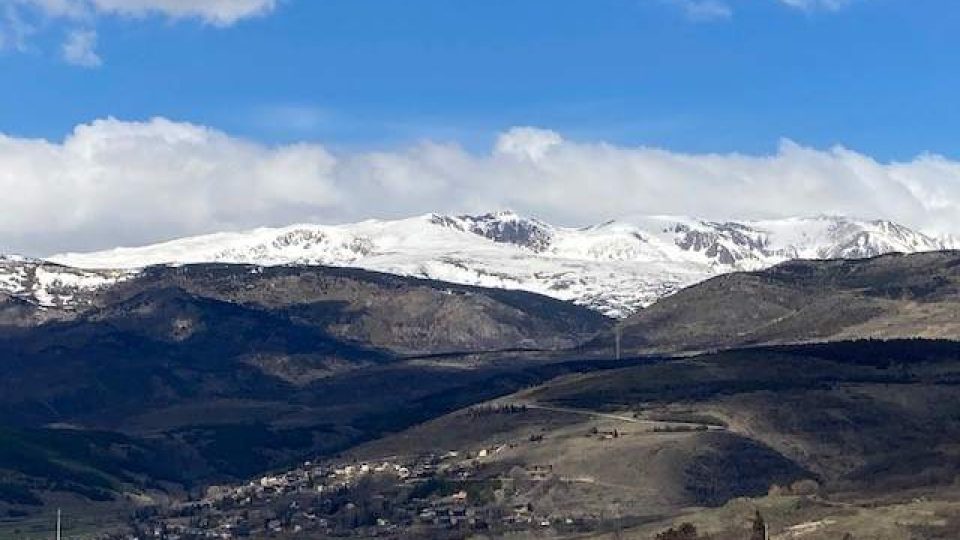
97,339,960,539
2,249,960,538
7,2,957,538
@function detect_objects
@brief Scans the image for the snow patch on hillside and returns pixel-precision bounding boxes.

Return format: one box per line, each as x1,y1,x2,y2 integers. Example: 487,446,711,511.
0,257,136,308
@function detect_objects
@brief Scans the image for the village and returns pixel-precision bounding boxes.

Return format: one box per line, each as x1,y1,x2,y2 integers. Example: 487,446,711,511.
123,454,486,538
108,434,601,539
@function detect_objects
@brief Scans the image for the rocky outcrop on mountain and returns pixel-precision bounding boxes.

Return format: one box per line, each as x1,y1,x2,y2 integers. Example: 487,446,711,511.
431,211,555,252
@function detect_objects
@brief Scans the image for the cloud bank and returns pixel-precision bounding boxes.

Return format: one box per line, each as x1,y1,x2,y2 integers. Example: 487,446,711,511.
3,117,960,256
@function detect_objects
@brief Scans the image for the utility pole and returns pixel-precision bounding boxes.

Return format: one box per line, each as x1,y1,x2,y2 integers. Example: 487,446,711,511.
57,508,62,540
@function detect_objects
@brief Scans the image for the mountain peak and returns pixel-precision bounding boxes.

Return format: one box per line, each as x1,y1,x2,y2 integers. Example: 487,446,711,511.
35,212,956,318
428,210,555,252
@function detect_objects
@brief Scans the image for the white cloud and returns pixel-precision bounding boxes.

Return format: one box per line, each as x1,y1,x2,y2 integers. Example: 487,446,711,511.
250,104,333,134
669,0,733,22
778,0,855,11
4,118,960,255
11,0,87,18
494,127,563,162
0,3,35,51
10,0,276,25
0,118,340,253
61,27,100,66
1,0,277,63
663,0,857,19
85,0,277,26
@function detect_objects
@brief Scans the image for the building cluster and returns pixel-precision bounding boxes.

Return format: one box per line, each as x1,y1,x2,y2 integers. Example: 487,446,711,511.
106,443,572,539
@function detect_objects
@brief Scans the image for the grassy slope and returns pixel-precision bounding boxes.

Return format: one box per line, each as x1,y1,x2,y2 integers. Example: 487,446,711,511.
599,252,960,355
331,339,960,537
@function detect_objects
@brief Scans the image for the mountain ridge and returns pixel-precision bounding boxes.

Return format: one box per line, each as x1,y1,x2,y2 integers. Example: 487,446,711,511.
6,211,956,317
596,250,960,355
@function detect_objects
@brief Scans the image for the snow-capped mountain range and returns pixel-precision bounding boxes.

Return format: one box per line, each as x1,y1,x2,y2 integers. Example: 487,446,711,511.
6,211,949,318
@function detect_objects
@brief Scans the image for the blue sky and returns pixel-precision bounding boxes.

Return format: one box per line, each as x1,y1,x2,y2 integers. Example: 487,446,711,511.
2,0,958,158
6,0,960,255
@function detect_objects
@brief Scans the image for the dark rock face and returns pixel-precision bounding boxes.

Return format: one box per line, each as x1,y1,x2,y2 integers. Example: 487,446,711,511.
431,212,555,252
672,222,770,266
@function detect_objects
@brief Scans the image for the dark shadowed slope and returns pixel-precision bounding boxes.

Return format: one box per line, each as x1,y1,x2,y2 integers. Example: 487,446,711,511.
0,263,612,521
15,263,612,355
0,262,612,434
